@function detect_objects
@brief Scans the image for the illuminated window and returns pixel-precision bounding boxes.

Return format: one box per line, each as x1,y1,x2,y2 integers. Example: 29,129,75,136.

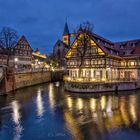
130,61,135,66
85,60,90,65
102,60,105,64
121,61,125,66
91,60,94,65
95,60,97,64
98,60,101,64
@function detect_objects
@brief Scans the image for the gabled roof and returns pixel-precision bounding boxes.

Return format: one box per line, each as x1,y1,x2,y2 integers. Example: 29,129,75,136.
15,35,33,51
78,29,140,57
114,39,140,56
65,29,109,59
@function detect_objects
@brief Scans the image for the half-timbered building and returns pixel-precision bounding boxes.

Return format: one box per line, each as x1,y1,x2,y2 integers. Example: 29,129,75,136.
64,28,140,83
0,35,33,69
14,35,32,69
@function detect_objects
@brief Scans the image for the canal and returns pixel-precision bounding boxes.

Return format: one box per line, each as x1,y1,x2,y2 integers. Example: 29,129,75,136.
0,82,140,140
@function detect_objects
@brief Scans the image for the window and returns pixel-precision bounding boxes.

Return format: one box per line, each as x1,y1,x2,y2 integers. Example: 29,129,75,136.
97,39,100,43
91,60,94,65
64,37,67,41
21,44,25,48
98,60,101,64
110,45,113,48
120,45,125,49
110,50,113,54
130,61,135,66
121,61,125,66
131,43,136,47
95,60,97,64
85,60,90,65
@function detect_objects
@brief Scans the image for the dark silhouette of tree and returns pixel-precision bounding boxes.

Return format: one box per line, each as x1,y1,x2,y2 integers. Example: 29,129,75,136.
0,27,18,66
75,22,93,77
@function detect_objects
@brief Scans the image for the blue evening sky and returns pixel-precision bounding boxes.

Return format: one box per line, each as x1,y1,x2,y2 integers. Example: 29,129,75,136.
0,0,140,54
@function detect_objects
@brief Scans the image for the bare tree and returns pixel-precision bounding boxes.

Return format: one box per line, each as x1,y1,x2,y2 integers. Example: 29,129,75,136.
0,27,18,66
75,22,93,76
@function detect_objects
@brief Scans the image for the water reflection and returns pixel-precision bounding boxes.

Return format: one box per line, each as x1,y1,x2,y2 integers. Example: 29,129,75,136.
11,100,23,140
36,88,44,117
48,83,55,112
0,83,140,140
64,92,140,140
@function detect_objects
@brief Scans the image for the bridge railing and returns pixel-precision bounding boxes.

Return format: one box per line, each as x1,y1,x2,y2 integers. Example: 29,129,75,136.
15,68,50,74
15,67,65,74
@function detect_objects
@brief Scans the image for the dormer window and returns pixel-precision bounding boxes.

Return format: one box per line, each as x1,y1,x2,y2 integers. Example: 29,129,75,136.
110,45,113,48
97,39,100,43
131,43,136,47
120,44,125,49
110,50,113,54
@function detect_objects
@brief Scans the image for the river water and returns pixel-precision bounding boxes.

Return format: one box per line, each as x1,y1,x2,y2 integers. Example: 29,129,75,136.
0,82,140,140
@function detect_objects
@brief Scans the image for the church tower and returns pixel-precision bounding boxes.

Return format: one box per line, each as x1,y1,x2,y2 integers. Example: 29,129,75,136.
62,22,70,46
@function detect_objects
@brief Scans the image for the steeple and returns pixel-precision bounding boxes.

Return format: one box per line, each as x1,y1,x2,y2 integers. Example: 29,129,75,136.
63,22,69,36
62,22,70,46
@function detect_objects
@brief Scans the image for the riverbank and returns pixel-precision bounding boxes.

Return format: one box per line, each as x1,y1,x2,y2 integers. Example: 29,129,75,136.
0,67,64,95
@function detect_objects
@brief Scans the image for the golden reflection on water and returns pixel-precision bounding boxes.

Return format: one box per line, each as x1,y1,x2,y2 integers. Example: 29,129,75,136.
11,100,23,140
76,98,83,111
90,98,96,112
67,96,73,110
63,92,139,140
101,96,106,111
48,83,55,112
36,88,44,117
129,95,137,122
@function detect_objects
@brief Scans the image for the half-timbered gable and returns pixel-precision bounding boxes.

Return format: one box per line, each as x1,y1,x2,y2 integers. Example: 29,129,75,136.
14,35,32,57
14,35,33,69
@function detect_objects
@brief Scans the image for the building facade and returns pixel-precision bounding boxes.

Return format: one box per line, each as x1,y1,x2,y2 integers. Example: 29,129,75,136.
64,28,140,83
14,35,32,69
52,22,71,67
32,48,47,68
0,35,33,69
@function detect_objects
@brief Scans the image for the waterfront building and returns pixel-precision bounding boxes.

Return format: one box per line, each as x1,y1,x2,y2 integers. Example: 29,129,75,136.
0,35,32,69
32,48,48,68
14,35,32,69
64,27,140,92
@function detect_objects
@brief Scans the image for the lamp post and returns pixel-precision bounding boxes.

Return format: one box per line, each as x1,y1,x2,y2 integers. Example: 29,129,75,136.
14,57,18,71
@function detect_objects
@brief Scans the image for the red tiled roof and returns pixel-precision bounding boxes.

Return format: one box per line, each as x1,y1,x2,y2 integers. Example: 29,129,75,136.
80,29,140,57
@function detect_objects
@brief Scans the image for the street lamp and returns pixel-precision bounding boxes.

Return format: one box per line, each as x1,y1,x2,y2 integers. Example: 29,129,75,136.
14,57,18,62
14,57,18,69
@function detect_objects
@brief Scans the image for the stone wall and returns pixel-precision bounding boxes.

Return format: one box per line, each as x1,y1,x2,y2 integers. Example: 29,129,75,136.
0,69,64,95
14,71,51,90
